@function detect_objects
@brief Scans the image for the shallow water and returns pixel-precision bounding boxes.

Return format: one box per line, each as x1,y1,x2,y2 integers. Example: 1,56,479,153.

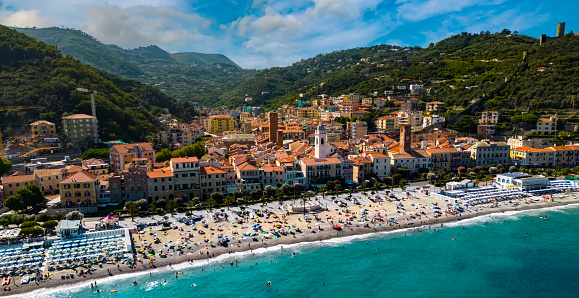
29,204,579,298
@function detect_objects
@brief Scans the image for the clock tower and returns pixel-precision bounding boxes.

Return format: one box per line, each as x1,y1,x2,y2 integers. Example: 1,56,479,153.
399,124,411,154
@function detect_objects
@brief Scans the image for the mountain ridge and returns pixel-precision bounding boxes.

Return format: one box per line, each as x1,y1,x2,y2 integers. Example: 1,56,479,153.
12,27,253,106
0,25,197,144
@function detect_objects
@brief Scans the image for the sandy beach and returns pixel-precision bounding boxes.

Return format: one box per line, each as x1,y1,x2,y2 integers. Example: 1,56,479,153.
5,191,579,297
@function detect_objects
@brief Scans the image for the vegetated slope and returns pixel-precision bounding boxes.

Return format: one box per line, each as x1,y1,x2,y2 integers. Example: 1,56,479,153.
0,25,197,143
14,27,255,106
220,31,578,115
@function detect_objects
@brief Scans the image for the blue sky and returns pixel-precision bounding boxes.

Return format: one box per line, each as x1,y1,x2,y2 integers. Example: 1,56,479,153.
0,0,576,69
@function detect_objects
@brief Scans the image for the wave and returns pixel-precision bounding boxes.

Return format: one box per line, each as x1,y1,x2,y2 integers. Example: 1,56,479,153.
442,202,579,228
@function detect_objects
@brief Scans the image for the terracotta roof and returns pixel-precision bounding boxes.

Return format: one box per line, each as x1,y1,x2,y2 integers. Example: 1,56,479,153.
146,169,173,179
210,115,233,119
34,169,63,177
65,165,83,173
30,120,55,126
62,114,95,119
262,165,285,172
301,157,342,166
427,148,457,154
171,157,199,163
110,143,154,154
237,162,258,171
512,147,553,152
1,174,35,184
60,171,97,183
201,166,227,175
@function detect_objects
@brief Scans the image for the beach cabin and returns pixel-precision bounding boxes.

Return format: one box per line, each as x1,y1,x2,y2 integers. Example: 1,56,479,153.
445,179,474,190
495,172,529,188
56,220,81,238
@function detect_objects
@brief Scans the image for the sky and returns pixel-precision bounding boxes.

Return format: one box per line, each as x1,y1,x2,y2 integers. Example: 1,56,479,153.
0,0,576,69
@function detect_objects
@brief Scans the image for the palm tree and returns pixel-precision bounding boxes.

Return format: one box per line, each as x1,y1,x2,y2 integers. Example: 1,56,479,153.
301,196,308,216
207,197,216,212
224,196,235,209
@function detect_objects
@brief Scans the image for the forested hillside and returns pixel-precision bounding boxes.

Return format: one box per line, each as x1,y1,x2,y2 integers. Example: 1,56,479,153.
14,27,255,106
0,25,196,142
218,31,579,115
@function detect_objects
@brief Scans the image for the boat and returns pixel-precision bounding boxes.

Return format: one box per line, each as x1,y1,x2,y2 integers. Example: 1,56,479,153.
20,276,29,284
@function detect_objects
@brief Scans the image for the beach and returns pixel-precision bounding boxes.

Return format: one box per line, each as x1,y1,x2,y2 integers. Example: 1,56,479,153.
5,191,579,297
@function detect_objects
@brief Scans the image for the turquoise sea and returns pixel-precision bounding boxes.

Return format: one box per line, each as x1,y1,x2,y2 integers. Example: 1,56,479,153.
29,204,579,298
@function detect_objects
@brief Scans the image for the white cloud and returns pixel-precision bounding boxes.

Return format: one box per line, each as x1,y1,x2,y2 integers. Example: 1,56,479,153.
0,9,54,28
80,5,213,50
397,0,508,22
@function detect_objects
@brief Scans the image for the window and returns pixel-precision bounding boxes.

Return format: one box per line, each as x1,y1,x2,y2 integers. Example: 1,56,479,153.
75,192,81,197
84,191,90,196
84,183,90,188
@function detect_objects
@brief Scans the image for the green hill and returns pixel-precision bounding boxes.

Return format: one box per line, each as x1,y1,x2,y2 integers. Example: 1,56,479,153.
13,27,254,106
0,25,197,143
218,30,579,122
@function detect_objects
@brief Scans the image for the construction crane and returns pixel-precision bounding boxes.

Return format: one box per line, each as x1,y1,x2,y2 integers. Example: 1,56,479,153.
76,88,97,118
0,105,42,158
76,88,99,144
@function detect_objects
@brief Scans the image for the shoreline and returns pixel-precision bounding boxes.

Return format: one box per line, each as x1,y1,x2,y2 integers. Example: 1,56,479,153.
8,197,579,297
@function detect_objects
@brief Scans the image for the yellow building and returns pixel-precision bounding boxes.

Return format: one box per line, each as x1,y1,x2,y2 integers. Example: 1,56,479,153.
1,175,36,198
200,166,227,200
207,115,235,135
30,120,57,137
59,171,98,208
376,116,399,131
296,108,320,119
34,169,64,195
510,147,555,167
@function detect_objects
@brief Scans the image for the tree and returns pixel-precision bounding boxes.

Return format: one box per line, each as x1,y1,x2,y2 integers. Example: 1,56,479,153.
206,197,216,211
21,226,43,237
210,192,224,205
20,221,39,229
264,185,277,197
125,202,139,221
42,220,58,231
81,148,109,160
0,157,12,176
4,183,45,211
0,217,8,229
166,200,177,214
65,211,84,220
224,196,235,209
427,172,437,183
4,196,24,211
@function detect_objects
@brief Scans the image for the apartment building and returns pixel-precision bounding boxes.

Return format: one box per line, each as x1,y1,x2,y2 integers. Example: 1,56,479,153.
109,143,155,173
30,120,56,137
347,120,368,139
58,171,98,208
170,157,201,200
480,111,499,124
147,169,174,201
62,114,99,146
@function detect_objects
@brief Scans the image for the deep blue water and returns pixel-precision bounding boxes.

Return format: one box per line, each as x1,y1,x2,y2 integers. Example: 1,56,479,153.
28,204,579,298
